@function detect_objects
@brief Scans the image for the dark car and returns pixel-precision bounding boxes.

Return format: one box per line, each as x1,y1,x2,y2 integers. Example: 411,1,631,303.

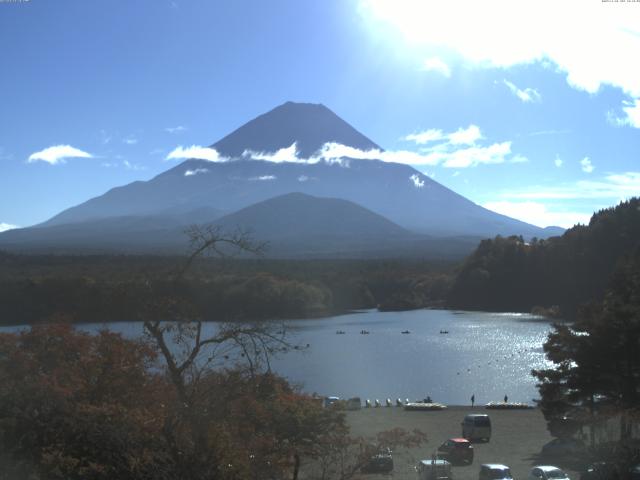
362,447,394,473
437,438,474,465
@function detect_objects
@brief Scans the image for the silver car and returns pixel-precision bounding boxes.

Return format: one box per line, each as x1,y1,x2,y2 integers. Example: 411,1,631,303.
480,464,513,480
529,466,570,480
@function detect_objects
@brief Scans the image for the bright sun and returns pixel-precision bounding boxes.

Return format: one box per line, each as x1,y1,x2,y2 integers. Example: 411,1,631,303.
360,0,640,97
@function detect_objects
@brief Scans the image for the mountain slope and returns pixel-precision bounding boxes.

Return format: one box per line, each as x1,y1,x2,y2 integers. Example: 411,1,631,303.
39,156,554,238
3,101,563,254
212,101,381,158
0,207,223,253
0,193,481,259
215,192,408,240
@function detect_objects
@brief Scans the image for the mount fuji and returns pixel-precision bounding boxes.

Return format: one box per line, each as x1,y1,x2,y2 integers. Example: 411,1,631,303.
0,102,562,257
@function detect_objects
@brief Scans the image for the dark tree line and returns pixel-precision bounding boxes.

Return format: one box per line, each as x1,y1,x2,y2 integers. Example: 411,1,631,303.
532,246,640,468
0,251,453,326
448,198,640,318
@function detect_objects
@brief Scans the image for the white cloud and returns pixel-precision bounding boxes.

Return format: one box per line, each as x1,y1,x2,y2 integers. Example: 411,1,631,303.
166,145,227,162
184,168,209,177
554,156,563,168
318,139,514,168
420,57,451,77
581,157,594,173
448,125,483,145
248,175,277,181
607,98,640,128
165,125,188,134
28,145,93,165
243,143,301,163
498,171,640,201
403,129,443,145
361,0,640,98
622,99,640,127
502,79,541,103
441,141,512,168
165,129,519,171
409,174,425,188
0,222,18,233
405,125,481,146
298,175,309,182
123,136,138,145
483,201,591,229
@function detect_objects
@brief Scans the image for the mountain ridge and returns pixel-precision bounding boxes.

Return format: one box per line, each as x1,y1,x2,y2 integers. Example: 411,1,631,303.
1,101,564,256
211,102,381,158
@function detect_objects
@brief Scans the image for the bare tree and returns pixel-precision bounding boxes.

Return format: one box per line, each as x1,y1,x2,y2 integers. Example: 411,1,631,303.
140,225,295,479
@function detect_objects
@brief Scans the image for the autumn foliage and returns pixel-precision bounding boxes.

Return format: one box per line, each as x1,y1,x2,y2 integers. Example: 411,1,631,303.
0,324,167,480
0,324,423,480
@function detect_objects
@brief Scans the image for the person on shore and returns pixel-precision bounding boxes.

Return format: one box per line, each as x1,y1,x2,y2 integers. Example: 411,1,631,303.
471,394,475,408
504,394,508,403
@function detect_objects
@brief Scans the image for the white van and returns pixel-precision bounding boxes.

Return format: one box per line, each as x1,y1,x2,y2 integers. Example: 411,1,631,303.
461,414,492,442
416,459,453,480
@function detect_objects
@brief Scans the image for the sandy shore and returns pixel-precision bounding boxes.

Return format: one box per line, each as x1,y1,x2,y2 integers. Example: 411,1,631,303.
346,406,581,480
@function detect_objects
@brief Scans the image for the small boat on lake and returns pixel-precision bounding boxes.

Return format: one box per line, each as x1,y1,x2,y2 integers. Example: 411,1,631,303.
401,330,411,334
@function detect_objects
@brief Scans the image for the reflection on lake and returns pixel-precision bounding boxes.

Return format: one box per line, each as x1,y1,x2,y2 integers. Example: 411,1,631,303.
2,309,554,405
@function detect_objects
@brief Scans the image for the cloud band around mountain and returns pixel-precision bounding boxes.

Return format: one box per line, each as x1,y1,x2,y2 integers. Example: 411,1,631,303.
166,145,227,162
0,222,18,233
168,126,522,170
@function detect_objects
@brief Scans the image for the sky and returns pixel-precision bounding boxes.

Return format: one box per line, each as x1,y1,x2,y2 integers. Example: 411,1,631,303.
0,0,639,231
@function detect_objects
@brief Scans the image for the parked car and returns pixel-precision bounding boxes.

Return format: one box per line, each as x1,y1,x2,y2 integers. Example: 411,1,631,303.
416,459,453,480
362,447,394,474
479,464,513,480
529,466,571,480
629,464,640,480
462,414,492,442
541,438,586,458
580,462,619,480
324,396,340,407
437,438,474,465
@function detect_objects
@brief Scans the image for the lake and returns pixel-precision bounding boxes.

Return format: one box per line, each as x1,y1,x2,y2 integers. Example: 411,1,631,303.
2,309,554,406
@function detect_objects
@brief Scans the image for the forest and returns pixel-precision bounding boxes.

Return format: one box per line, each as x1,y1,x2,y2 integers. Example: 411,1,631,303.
2,198,639,325
447,198,640,319
0,249,453,326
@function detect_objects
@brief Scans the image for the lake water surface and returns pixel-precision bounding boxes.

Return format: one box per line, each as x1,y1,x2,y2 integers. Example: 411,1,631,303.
3,309,554,406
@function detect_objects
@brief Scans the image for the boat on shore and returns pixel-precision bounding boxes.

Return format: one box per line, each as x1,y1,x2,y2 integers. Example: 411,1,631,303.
404,402,447,411
485,401,532,410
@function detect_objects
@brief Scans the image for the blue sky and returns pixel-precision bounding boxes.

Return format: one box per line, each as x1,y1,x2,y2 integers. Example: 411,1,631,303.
1,0,639,230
